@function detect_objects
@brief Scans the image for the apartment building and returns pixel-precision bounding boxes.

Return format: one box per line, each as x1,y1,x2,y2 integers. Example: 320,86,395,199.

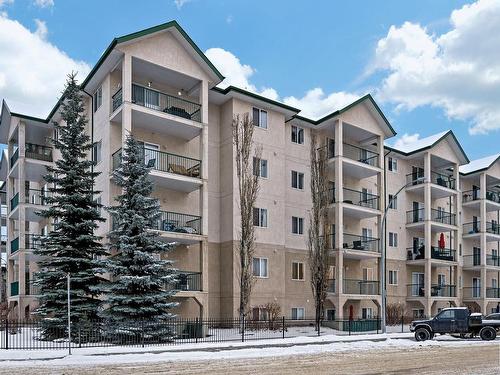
0,21,498,321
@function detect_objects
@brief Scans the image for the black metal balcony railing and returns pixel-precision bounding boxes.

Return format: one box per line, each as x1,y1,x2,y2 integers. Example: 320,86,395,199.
486,190,500,204
431,284,456,297
462,189,480,203
25,188,50,205
168,271,202,292
406,208,424,224
486,221,500,236
431,171,456,190
342,233,380,253
26,143,53,162
343,279,380,295
463,221,480,235
431,209,456,226
10,193,19,211
112,88,122,112
342,143,379,167
405,172,425,186
463,254,482,267
112,148,201,179
132,84,202,122
25,282,40,296
25,234,43,250
406,246,456,261
486,287,500,298
342,188,379,210
463,287,481,299
154,211,201,235
407,284,425,297
10,147,19,167
487,254,500,267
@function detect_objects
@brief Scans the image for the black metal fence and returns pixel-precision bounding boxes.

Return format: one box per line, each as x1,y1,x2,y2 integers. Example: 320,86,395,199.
0,317,383,350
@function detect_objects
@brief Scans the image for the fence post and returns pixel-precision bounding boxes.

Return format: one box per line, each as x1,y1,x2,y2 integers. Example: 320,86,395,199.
376,318,379,334
5,320,8,350
195,317,199,344
282,316,285,339
141,320,145,348
78,326,82,348
401,313,404,333
318,318,321,337
349,319,352,336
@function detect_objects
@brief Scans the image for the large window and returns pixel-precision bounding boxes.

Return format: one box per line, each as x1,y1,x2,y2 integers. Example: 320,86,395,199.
253,107,268,129
388,270,398,285
292,216,304,234
389,232,398,247
292,262,305,280
93,86,102,112
92,140,102,164
291,125,304,144
253,207,268,227
253,157,268,178
252,257,268,278
291,307,305,320
291,170,304,190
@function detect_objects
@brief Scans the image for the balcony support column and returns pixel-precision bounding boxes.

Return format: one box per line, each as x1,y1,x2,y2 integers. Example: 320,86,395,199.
334,120,343,295
200,240,208,292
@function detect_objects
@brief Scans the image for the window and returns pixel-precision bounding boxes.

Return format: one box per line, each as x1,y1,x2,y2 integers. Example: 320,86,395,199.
437,310,455,320
252,307,269,321
291,125,304,144
388,157,398,172
362,267,374,281
252,257,268,278
92,140,102,164
253,157,268,178
413,309,424,319
388,270,398,285
292,262,304,280
389,232,398,247
292,216,304,235
438,274,446,286
388,194,397,209
93,86,102,112
53,127,59,143
291,171,304,190
361,308,373,319
253,207,268,227
253,107,268,129
291,307,305,320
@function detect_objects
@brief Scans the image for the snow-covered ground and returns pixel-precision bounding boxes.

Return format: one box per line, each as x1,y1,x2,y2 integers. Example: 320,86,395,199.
0,331,497,368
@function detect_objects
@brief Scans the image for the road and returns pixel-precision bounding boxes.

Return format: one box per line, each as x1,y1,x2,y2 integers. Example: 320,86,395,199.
1,342,499,375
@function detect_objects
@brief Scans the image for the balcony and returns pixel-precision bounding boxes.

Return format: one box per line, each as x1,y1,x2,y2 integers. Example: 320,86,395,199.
112,88,122,112
342,233,380,253
407,284,425,298
112,148,202,192
406,208,456,230
406,208,424,225
463,189,500,211
463,221,500,241
431,171,456,190
431,284,456,297
406,246,456,262
430,209,456,226
486,287,500,299
327,279,336,293
343,279,380,295
486,221,500,236
25,188,50,205
10,148,18,167
154,210,202,244
25,234,43,250
405,171,457,198
463,287,481,300
487,255,500,267
25,143,53,162
463,254,481,267
327,141,380,178
10,281,19,297
329,187,380,218
10,193,18,211
168,271,202,292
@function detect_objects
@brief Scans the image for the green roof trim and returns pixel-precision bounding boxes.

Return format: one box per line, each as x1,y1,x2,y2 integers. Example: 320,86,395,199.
385,130,470,164
212,86,301,113
289,94,396,136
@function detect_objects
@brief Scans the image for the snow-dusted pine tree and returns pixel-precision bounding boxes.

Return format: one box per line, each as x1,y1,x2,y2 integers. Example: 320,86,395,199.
35,73,107,337
103,135,176,338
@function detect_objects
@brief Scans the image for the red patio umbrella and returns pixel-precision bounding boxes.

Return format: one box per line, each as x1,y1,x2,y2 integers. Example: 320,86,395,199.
439,233,445,249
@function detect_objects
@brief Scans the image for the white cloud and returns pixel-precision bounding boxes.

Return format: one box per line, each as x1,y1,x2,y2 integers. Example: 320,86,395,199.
372,0,500,134
206,47,361,118
0,14,90,117
33,0,54,8
392,133,421,149
174,0,191,10
34,18,47,39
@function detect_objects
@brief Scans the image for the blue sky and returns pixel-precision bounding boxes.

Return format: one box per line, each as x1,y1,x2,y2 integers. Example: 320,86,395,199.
1,0,499,160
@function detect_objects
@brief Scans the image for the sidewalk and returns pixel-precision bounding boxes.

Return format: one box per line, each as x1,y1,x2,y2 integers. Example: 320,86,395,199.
0,332,414,362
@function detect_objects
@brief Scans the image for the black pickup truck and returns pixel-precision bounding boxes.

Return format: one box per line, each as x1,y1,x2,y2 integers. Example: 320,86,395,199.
410,307,500,341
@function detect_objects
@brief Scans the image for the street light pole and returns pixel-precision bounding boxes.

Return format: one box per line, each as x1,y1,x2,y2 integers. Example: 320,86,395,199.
380,178,427,333
67,272,71,356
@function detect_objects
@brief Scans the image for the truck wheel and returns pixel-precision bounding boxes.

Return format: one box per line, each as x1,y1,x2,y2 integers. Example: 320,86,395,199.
479,326,496,341
415,327,431,341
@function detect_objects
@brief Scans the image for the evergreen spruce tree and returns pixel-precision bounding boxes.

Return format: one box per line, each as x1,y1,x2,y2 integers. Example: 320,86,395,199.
35,73,107,337
104,135,177,339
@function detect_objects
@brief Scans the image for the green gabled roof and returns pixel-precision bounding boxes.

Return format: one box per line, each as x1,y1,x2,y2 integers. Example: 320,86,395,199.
289,94,396,136
212,86,301,113
385,130,470,164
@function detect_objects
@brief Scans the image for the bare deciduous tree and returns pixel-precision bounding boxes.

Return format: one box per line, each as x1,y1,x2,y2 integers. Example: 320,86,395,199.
232,113,262,322
308,132,330,330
